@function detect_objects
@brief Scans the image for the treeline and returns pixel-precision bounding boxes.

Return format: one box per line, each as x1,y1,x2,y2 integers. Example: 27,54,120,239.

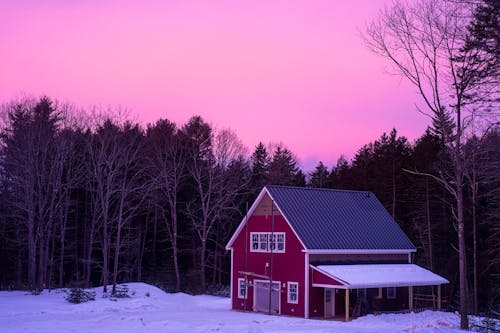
0,97,306,296
0,96,498,314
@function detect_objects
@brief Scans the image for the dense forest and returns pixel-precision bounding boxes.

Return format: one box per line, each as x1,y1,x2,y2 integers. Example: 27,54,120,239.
0,96,497,315
0,0,497,326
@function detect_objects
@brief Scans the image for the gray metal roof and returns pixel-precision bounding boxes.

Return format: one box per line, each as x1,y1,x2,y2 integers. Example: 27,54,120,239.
266,185,416,250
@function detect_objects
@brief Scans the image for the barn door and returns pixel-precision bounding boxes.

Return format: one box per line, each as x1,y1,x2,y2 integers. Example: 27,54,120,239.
254,280,280,314
325,288,335,317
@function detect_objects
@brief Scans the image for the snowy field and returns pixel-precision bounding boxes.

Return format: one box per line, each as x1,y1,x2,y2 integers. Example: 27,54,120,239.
0,282,472,333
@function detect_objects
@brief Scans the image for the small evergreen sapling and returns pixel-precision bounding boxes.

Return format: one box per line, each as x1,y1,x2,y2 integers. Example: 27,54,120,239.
65,287,96,304
111,284,130,298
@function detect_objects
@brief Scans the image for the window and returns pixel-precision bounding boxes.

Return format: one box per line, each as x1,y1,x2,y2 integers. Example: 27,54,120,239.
259,234,268,251
357,288,366,299
250,232,285,253
288,282,298,304
238,278,247,299
251,234,259,250
276,233,285,251
387,287,396,299
375,288,382,299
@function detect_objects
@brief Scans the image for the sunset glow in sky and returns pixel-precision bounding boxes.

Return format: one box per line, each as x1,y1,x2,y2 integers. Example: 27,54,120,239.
0,0,430,170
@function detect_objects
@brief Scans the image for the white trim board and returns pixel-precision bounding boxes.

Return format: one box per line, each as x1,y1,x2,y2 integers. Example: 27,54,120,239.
305,249,416,254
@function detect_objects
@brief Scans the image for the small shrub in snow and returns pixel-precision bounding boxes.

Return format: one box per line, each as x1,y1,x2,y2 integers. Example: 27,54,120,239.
30,289,43,296
206,284,230,297
111,285,130,298
145,292,150,297
66,287,96,304
469,315,500,333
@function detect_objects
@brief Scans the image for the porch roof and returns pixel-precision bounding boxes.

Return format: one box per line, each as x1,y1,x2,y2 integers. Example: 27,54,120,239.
312,264,449,289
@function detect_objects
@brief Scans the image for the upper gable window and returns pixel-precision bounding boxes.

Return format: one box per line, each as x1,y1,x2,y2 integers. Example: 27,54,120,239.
250,232,285,253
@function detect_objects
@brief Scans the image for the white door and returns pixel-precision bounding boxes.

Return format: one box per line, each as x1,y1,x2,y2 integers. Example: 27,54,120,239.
254,281,280,314
324,288,335,317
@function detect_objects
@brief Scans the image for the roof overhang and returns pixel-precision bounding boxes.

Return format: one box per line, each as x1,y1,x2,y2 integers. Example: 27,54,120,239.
225,187,267,250
311,264,449,289
305,249,416,254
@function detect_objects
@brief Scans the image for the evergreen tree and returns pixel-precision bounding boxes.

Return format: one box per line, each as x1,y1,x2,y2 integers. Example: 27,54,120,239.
308,161,330,188
250,142,270,192
268,145,302,186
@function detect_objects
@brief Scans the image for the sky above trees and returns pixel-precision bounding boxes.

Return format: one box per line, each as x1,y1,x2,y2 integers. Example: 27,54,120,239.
0,0,429,170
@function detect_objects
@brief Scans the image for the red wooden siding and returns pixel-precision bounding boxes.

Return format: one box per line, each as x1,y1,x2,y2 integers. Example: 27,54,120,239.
231,213,306,317
308,273,324,317
311,268,343,286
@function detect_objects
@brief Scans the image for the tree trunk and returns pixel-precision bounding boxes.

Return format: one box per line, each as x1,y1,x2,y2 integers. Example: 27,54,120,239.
392,156,396,219
59,217,66,288
200,238,206,293
456,148,468,329
48,233,56,291
27,214,36,290
425,178,433,271
37,233,45,289
173,241,180,292
471,149,478,315
112,219,122,294
102,219,109,293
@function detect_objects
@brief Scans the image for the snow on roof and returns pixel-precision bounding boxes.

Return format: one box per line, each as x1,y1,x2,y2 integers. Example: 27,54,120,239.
314,264,449,288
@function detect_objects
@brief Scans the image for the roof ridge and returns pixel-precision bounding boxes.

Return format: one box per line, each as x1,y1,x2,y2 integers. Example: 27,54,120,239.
265,185,372,194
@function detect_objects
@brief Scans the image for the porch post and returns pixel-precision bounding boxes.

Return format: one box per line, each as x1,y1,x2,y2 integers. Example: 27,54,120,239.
409,286,413,311
437,285,441,309
345,289,349,321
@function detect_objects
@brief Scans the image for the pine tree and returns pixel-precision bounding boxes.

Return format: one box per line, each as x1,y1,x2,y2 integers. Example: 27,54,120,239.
268,145,302,186
308,161,330,188
250,142,270,191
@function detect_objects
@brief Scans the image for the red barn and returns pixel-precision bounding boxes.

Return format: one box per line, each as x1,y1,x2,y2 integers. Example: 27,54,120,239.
225,186,448,320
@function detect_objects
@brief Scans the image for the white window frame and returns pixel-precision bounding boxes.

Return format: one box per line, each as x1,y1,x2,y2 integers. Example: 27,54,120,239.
250,232,285,253
387,287,396,299
251,233,259,251
287,282,299,304
237,278,247,299
375,288,382,299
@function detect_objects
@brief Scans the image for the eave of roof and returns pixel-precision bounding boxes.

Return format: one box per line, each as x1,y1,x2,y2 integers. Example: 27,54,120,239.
305,249,415,254
311,264,449,289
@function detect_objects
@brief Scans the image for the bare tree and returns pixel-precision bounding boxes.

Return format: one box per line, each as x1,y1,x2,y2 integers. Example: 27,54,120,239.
87,119,147,293
184,117,248,292
364,0,496,328
146,119,186,292
1,97,63,289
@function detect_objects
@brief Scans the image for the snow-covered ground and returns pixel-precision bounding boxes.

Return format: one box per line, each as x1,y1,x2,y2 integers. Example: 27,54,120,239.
0,282,472,332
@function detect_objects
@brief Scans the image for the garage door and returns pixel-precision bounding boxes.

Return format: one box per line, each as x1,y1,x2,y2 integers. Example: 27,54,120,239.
254,281,280,314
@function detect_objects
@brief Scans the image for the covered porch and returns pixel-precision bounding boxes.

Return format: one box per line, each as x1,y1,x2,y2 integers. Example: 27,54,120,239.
310,264,449,321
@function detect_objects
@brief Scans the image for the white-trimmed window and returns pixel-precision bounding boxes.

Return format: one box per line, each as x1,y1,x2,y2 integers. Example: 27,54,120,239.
251,234,259,250
288,282,298,304
250,232,285,253
237,278,247,299
276,233,285,251
259,234,268,251
375,288,382,299
387,287,396,299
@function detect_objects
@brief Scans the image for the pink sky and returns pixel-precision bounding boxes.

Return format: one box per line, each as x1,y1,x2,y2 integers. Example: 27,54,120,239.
0,0,429,170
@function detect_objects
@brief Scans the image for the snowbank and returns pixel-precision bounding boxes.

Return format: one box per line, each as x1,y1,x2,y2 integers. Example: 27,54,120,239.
0,282,470,332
